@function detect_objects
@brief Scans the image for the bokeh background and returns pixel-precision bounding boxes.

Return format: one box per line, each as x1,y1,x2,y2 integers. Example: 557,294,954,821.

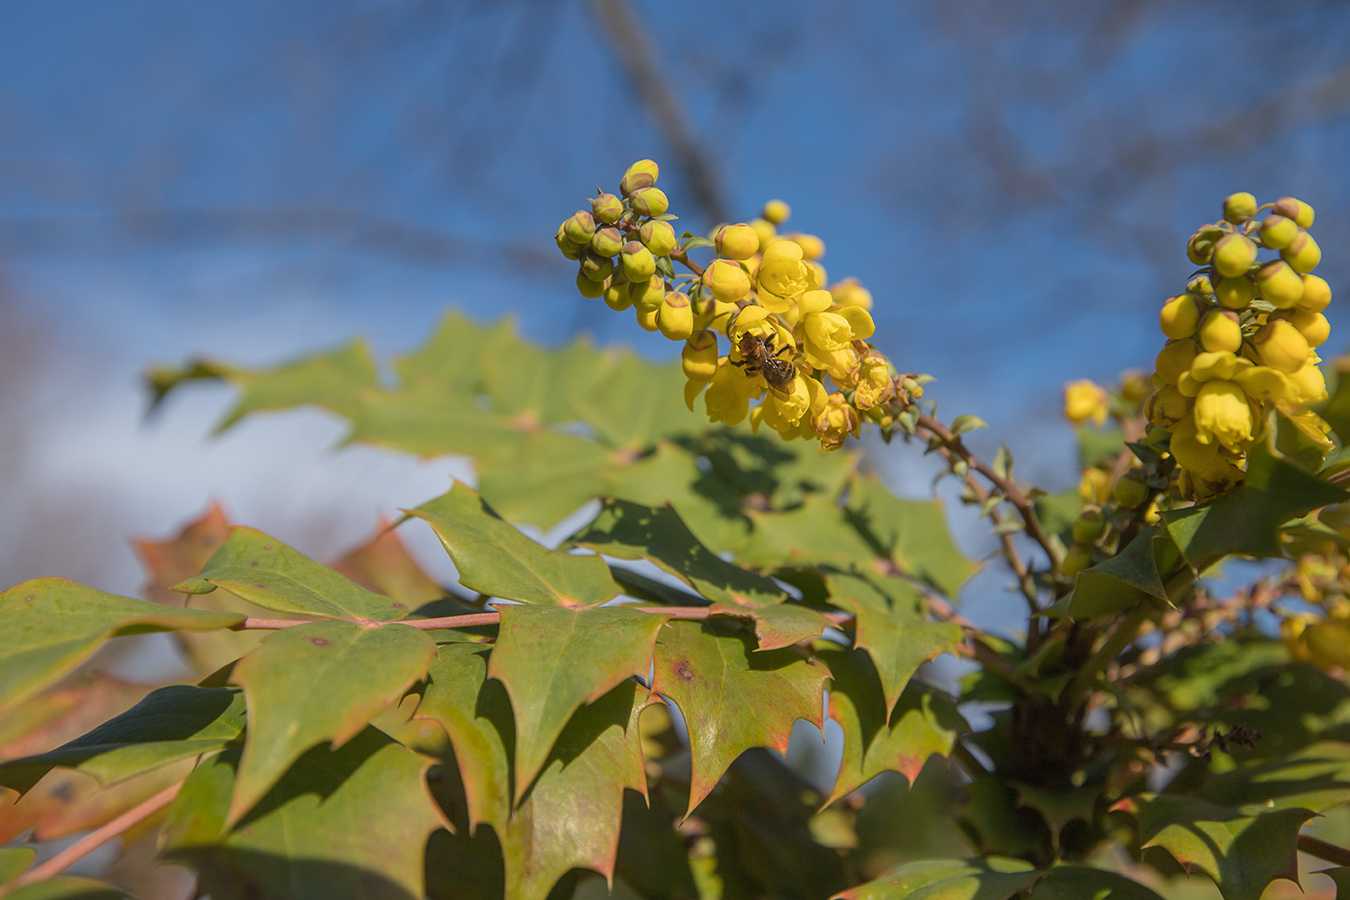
4,0,1350,627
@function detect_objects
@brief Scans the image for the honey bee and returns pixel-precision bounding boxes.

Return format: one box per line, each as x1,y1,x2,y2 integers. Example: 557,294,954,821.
731,331,797,393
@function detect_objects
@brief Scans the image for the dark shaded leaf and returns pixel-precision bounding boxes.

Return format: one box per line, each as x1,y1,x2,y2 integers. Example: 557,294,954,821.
833,856,1039,900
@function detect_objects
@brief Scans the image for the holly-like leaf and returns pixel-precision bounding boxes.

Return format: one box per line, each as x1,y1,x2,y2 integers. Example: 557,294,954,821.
573,500,783,608
738,495,879,570
848,597,962,713
344,379,527,458
173,528,411,622
227,620,435,824
3,875,126,900
711,603,831,651
0,578,244,717
846,478,978,599
165,729,441,900
476,429,614,529
833,856,1040,900
614,788,700,900
0,685,246,795
1121,793,1315,900
819,645,967,805
651,619,829,815
213,339,379,433
394,310,515,390
1027,866,1164,899
1319,867,1350,898
1200,742,1350,814
479,334,610,427
571,352,697,449
330,519,444,607
488,604,667,797
410,483,619,608
1070,526,1184,619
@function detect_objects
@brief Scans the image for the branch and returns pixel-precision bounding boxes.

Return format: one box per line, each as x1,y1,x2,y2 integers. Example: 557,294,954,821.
1300,833,1350,868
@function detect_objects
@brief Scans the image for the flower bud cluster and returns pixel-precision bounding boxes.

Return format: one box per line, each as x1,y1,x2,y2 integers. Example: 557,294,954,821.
558,160,924,451
1147,194,1334,499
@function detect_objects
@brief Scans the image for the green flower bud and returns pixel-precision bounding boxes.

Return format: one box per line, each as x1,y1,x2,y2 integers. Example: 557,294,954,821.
1259,214,1299,250
1199,309,1242,353
1223,192,1257,223
555,227,584,260
575,270,607,299
620,159,659,196
563,210,596,245
1062,545,1094,578
1113,470,1149,508
629,187,669,218
1072,508,1108,545
714,223,760,261
682,330,720,381
591,226,624,258
579,251,614,283
639,220,678,257
1281,231,1322,273
658,291,694,341
1211,233,1257,277
762,199,791,224
1254,319,1312,373
1273,196,1315,229
591,192,624,224
1187,275,1214,297
1187,232,1215,265
1213,275,1256,311
1298,274,1332,313
1255,260,1304,309
602,275,632,311
628,274,665,310
1160,293,1204,339
620,240,657,282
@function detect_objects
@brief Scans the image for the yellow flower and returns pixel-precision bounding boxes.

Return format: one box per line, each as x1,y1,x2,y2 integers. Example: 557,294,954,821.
682,331,720,382
796,289,871,376
755,371,826,435
703,359,752,426
812,392,860,450
1078,468,1111,504
1234,365,1298,404
851,353,895,411
702,259,752,303
757,240,812,302
1289,362,1329,405
1254,319,1312,374
829,277,873,310
1192,381,1255,451
1063,379,1109,426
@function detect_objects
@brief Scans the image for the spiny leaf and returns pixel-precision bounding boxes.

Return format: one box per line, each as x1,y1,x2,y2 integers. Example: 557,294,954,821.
846,477,978,599
819,645,966,805
480,334,610,427
476,429,613,528
410,482,619,607
394,310,516,389
651,619,828,816
710,602,831,651
572,352,697,450
0,578,244,717
227,621,435,824
573,500,782,608
488,604,667,797
173,528,412,622
165,729,441,900
1069,525,1184,618
1121,793,1315,900
344,379,527,458
1200,742,1350,814
833,856,1040,900
1027,866,1164,899
0,685,246,795
214,339,379,433
738,495,878,570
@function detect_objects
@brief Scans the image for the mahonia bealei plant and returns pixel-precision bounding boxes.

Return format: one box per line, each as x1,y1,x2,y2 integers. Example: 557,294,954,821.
1145,193,1334,500
556,159,929,450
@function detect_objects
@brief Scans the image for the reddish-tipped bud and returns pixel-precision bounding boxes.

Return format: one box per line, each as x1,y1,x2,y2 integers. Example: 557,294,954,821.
714,223,760,260
1187,275,1214,297
1211,233,1257,277
555,226,583,260
1273,196,1315,229
639,220,677,257
1213,275,1256,311
657,291,694,341
602,276,631,311
620,241,657,282
591,192,624,224
1187,232,1215,265
682,330,720,381
619,159,659,196
702,258,752,303
563,210,596,245
578,251,614,283
590,226,623,258
1198,309,1242,353
1255,260,1304,309
629,187,670,218
1160,293,1204,339
1223,192,1257,223
575,270,607,299
1281,231,1322,273
1259,214,1299,250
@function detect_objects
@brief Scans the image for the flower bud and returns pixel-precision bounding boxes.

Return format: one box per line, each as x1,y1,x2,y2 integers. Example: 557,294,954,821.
1187,232,1215,266
1235,366,1297,404
592,192,624,224
658,292,694,341
563,210,597,245
619,159,659,196
1190,350,1246,383
635,302,660,332
1062,545,1094,578
620,241,657,282
1079,468,1111,504
714,223,760,260
1288,309,1330,347
1194,381,1256,451
1072,508,1108,545
1198,309,1242,353
1063,379,1109,426
1298,274,1332,313
1259,214,1298,250
789,232,825,260
639,220,677,257
830,277,873,310
702,258,752,303
1273,196,1314,229
1290,362,1328,404
1187,275,1214,297
1213,275,1256,310
1254,319,1312,373
575,271,607,299
1281,231,1322,273
1113,470,1149,508
762,199,791,224
579,251,614,282
1211,233,1257,277
1255,260,1304,309
629,187,670,218
1306,621,1350,671
1160,293,1204,339
628,274,666,311
555,228,584,260
682,330,720,381
1145,383,1191,428
1223,192,1257,223
1156,339,1199,384
602,276,632,311
591,226,624,258
749,219,777,251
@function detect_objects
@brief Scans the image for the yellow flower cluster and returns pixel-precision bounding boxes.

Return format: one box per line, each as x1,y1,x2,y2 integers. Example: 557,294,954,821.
1283,550,1350,671
557,160,926,451
1144,193,1334,499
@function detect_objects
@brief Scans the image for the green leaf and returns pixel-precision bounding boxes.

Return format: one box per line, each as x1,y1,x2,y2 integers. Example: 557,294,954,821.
173,528,411,622
738,495,879,570
846,478,978,599
1070,526,1185,618
834,856,1040,900
344,379,527,458
214,339,379,433
573,500,783,608
0,846,35,884
0,685,246,795
820,644,967,805
711,603,831,651
0,578,245,717
488,604,667,797
682,236,715,251
848,600,962,714
1027,865,1164,899
1200,742,1350,814
1318,867,1350,898
571,352,698,450
1122,793,1315,900
393,310,515,389
1033,489,1084,548
480,334,610,427
410,482,619,607
2,876,126,900
227,620,435,823
476,430,613,529
1078,425,1125,468
950,415,989,436
614,789,700,900
651,619,828,815
166,729,441,900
